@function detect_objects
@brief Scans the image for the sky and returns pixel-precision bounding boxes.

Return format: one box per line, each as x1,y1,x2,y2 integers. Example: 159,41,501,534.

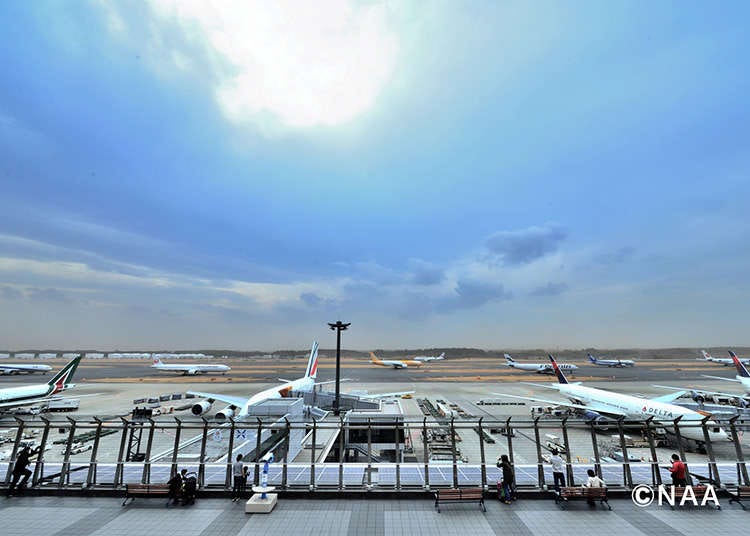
0,1,748,351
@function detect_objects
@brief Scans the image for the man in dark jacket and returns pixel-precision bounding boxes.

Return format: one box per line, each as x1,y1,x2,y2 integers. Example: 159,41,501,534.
7,445,40,496
498,454,515,504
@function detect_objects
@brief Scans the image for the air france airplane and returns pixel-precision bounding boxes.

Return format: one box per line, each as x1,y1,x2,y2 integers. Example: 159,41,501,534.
189,341,333,421
587,353,635,368
494,355,728,443
370,352,423,369
0,362,53,375
504,354,578,375
0,354,81,411
151,356,230,375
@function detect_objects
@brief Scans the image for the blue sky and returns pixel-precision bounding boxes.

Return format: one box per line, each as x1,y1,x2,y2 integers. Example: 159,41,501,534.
0,1,748,350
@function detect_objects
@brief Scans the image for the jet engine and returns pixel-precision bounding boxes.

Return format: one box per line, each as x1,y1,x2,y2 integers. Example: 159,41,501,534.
582,410,610,429
215,405,237,422
191,400,212,416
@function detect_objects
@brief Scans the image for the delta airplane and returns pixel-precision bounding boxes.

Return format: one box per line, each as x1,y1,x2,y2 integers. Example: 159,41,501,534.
413,352,446,362
587,353,635,368
152,356,230,376
699,350,750,367
189,341,332,421
0,362,53,375
494,355,728,443
504,354,578,375
370,352,423,369
0,355,81,411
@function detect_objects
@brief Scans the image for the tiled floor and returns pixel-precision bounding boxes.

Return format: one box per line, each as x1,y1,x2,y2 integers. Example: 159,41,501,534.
1,495,747,536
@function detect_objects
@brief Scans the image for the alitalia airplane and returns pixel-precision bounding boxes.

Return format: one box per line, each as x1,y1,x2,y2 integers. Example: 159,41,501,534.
504,354,578,375
0,362,53,375
0,354,81,411
370,352,423,369
188,341,335,421
494,355,728,443
587,353,635,368
151,356,230,375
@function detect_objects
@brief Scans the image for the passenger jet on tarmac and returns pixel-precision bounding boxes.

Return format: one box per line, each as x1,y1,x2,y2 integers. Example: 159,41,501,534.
369,352,423,369
587,353,635,368
504,354,578,375
151,356,230,375
0,354,81,412
0,362,53,375
494,355,728,443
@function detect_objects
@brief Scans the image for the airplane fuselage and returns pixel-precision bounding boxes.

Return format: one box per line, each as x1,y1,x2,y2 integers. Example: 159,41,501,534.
152,363,230,375
556,383,726,442
238,377,314,417
0,364,52,375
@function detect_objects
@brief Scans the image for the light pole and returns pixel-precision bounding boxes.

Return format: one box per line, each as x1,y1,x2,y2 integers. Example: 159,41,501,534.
328,320,350,416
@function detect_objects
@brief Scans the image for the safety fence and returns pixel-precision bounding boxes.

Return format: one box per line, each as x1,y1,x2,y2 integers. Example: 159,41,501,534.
1,415,748,491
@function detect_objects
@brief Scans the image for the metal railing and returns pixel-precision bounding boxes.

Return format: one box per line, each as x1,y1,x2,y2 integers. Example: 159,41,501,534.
1,415,747,492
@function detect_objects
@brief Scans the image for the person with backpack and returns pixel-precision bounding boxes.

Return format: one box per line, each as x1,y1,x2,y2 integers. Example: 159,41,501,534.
497,454,516,504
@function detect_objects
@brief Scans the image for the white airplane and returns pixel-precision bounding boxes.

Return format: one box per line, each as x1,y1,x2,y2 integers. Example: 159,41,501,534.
494,355,728,443
699,350,750,366
413,352,445,362
0,355,81,411
700,351,750,395
504,354,578,375
370,352,423,369
0,362,53,375
151,356,230,376
189,341,332,421
587,353,635,368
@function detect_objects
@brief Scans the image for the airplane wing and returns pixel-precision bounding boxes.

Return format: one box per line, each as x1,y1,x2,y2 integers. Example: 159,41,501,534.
649,391,688,403
702,375,741,383
0,397,55,410
654,384,748,400
490,392,628,417
356,390,415,400
187,391,248,408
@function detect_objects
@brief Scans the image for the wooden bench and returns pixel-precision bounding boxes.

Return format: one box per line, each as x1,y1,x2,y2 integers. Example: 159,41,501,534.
434,487,486,513
555,487,611,510
122,483,171,506
728,486,750,509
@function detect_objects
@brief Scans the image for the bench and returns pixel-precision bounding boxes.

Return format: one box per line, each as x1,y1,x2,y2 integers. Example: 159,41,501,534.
434,487,486,513
122,483,171,506
555,487,611,510
728,486,750,509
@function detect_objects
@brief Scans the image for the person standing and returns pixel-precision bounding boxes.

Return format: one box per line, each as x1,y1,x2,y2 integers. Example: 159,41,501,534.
498,454,515,504
7,445,40,496
668,453,687,486
549,449,566,492
231,454,244,502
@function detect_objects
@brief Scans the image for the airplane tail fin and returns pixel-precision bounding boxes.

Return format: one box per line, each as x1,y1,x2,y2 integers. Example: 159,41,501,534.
548,354,569,384
504,354,514,362
439,353,445,359
588,354,597,363
730,350,750,378
152,357,163,366
369,352,382,364
47,354,82,394
701,350,712,360
304,341,319,379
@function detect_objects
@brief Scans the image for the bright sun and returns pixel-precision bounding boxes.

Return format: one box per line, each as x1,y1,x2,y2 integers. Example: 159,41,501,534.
149,0,399,130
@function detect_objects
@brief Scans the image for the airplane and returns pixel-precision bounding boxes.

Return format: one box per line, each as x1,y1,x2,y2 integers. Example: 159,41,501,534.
504,354,578,375
370,352,423,369
188,341,334,421
700,351,750,395
493,355,728,443
151,356,230,375
587,353,635,368
699,350,750,367
0,362,53,375
0,354,82,412
412,352,446,362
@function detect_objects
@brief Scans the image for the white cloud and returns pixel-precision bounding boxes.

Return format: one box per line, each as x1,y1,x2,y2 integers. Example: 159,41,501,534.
144,0,399,130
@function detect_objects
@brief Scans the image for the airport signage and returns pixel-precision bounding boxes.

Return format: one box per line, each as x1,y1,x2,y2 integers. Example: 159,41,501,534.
631,484,719,508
